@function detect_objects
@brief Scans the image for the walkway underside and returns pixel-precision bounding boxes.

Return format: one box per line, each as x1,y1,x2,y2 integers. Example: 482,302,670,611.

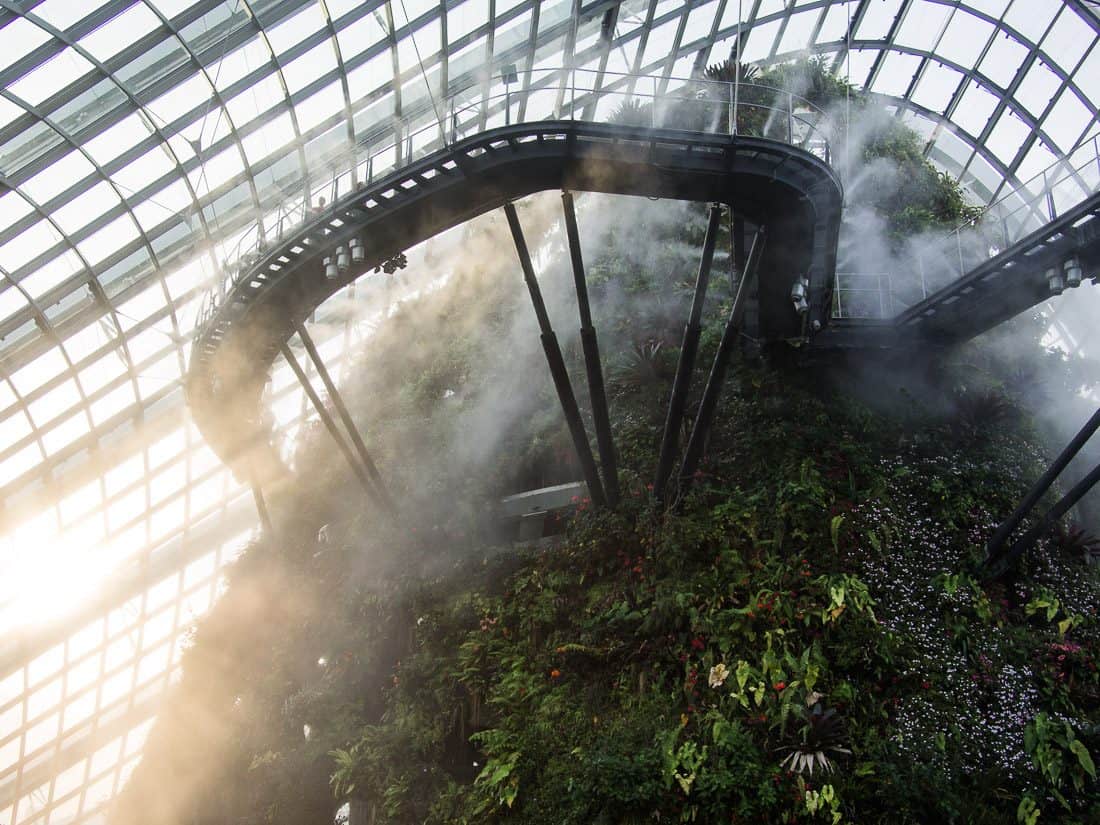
187,121,842,479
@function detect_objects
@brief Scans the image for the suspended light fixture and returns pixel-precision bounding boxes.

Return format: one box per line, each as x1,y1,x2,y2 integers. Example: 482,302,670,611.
323,256,338,279
350,237,365,264
1046,265,1064,295
336,245,350,272
790,276,809,314
1064,256,1083,288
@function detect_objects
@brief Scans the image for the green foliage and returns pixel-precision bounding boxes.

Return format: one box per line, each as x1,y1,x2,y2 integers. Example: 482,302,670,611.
1025,712,1097,808
111,57,1100,825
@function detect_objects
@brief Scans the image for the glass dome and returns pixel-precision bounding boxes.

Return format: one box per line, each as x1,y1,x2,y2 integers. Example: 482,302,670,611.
0,2,1097,823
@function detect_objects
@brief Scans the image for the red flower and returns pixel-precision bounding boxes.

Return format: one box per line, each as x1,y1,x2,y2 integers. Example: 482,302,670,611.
550,668,561,679
773,681,787,692
690,637,705,651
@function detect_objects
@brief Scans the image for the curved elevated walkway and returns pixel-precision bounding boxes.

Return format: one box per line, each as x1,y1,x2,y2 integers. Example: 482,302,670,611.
187,120,843,476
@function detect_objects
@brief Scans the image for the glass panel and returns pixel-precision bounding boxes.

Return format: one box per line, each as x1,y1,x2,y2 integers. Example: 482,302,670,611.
178,3,254,57
81,4,163,64
450,0,491,44
0,219,64,273
1003,0,1059,43
938,11,995,69
978,29,1028,88
21,149,96,204
280,39,338,95
144,73,213,126
113,36,191,99
1045,89,1093,152
856,0,904,41
910,61,962,114
0,17,51,74
1015,59,1061,115
336,12,388,62
20,250,81,300
33,0,101,33
0,119,64,180
265,4,326,56
895,1,953,53
51,78,129,140
1041,7,1092,71
85,110,156,167
953,81,999,137
211,35,271,92
9,48,96,108
0,191,35,236
987,108,1031,166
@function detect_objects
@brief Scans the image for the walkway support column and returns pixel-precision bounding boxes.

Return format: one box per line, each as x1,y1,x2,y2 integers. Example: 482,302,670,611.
679,226,766,494
250,477,273,535
562,190,620,507
984,406,1100,565
653,203,723,503
279,342,393,516
732,214,746,290
985,460,1100,581
504,202,607,507
294,320,396,516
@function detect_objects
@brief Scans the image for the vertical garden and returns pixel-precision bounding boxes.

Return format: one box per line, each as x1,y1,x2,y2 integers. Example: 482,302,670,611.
111,61,1099,825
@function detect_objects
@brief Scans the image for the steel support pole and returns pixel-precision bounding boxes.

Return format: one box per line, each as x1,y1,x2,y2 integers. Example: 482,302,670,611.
562,191,620,507
653,203,722,503
504,202,607,507
732,215,746,290
251,480,273,535
984,406,1100,565
986,460,1100,580
679,227,766,494
279,342,389,511
294,321,396,515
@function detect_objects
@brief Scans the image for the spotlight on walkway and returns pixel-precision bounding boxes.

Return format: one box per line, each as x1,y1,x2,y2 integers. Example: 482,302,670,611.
350,237,365,264
336,245,350,272
1046,264,1064,295
790,276,809,314
1064,256,1083,288
324,256,338,279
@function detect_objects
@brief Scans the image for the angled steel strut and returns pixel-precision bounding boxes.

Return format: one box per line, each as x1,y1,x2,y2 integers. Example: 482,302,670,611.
653,203,723,503
679,225,766,494
251,478,273,535
294,320,396,515
983,405,1100,578
562,190,620,507
279,342,394,517
504,202,607,507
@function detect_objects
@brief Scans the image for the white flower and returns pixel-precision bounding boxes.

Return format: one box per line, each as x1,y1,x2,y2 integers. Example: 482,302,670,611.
709,663,730,689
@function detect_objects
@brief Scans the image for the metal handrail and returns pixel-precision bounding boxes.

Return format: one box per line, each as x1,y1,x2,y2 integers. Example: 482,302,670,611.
195,67,837,333
955,131,1100,238
835,133,1100,319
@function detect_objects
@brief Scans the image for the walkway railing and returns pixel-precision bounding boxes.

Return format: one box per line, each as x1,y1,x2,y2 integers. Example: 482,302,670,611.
196,67,835,333
835,133,1100,319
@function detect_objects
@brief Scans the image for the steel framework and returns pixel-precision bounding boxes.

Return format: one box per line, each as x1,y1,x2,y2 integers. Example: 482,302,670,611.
1,3,1098,824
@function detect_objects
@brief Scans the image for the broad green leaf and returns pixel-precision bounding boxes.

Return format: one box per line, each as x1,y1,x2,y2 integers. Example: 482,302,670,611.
1070,740,1096,779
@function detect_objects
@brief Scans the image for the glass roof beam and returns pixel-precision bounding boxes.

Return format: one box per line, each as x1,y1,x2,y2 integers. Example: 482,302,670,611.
828,0,871,75
862,0,914,92
0,86,187,408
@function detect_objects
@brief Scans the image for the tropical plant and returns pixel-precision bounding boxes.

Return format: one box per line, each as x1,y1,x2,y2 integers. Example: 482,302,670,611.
780,703,851,775
951,387,1016,443
608,97,651,127
1024,712,1097,805
616,340,666,388
703,59,760,85
1053,522,1100,562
